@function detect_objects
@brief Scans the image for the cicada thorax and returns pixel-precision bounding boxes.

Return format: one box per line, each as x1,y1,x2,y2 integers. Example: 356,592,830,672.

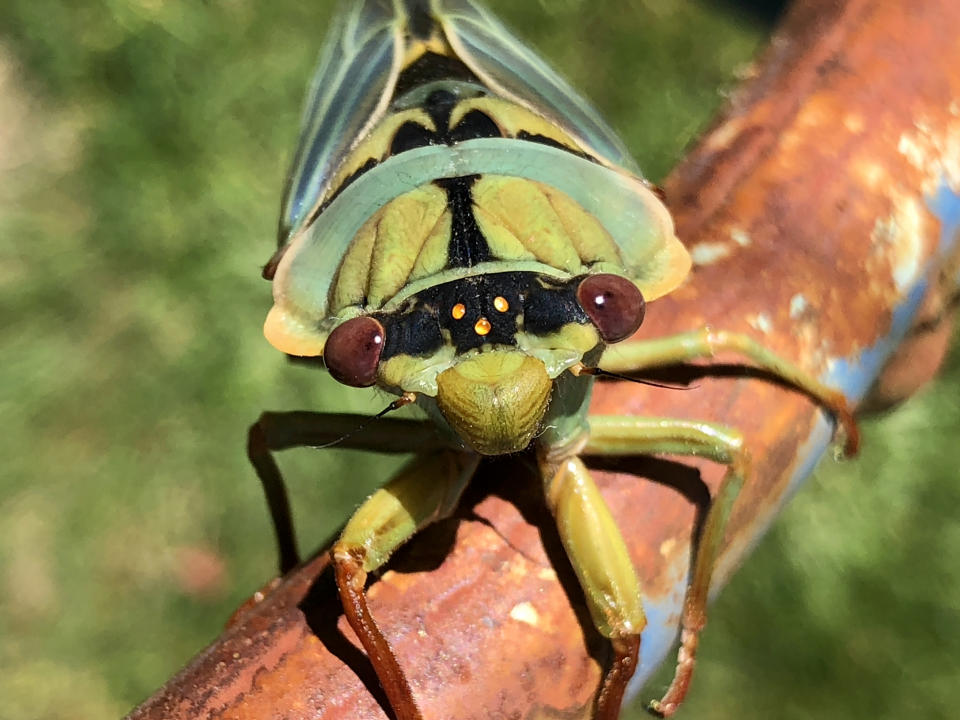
323,81,618,304
264,1,689,453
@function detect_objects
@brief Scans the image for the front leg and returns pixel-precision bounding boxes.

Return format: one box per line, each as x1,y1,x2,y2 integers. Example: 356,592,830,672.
333,450,479,720
247,411,446,572
599,328,859,455
247,409,476,719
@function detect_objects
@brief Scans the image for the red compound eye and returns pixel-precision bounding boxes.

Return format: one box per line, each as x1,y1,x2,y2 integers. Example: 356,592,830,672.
577,274,646,343
323,316,385,387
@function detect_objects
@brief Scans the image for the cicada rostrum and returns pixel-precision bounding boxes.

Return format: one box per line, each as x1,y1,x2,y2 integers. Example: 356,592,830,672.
249,1,858,717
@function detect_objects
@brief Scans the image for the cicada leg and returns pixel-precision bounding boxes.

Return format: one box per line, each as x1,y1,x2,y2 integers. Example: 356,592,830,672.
579,416,749,718
537,453,645,720
248,411,476,719
599,328,860,455
247,411,446,572
332,450,479,720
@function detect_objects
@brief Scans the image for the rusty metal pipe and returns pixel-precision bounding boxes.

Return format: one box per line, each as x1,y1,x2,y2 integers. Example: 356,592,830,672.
127,0,960,717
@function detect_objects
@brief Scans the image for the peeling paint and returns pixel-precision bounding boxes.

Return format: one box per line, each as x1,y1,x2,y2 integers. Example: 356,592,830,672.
898,132,927,172
853,158,889,190
506,558,529,579
509,602,540,627
843,113,865,134
789,293,809,318
747,312,773,334
896,114,960,194
690,242,732,266
828,181,960,401
536,567,557,582
871,191,928,294
631,574,686,688
659,538,676,558
730,227,752,247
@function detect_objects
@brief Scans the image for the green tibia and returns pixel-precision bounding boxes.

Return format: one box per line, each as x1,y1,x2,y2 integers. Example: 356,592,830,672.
599,328,858,455
540,454,646,639
582,415,743,463
581,414,750,715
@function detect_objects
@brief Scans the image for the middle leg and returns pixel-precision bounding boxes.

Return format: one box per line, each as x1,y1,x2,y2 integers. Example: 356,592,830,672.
247,411,444,572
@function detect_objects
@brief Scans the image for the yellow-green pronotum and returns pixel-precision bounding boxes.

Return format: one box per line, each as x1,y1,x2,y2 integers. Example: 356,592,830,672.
249,1,858,717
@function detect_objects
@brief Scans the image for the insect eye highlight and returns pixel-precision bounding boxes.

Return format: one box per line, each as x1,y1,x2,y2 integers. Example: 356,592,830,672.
576,274,646,343
324,316,385,387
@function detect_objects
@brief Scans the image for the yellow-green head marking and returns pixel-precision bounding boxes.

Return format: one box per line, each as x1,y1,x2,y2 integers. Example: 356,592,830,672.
436,351,551,455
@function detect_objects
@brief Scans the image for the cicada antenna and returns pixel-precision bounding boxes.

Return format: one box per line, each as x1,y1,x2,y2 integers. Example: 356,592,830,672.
311,392,418,450
572,364,696,391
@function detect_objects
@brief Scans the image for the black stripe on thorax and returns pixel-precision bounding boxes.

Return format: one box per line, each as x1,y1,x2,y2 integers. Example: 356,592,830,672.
433,175,491,268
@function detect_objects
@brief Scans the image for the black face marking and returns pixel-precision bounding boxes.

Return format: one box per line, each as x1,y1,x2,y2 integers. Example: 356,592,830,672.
381,305,445,359
377,272,592,360
434,175,492,268
523,275,588,335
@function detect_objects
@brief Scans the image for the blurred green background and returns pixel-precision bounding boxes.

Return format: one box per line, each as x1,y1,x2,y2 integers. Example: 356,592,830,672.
1,1,957,719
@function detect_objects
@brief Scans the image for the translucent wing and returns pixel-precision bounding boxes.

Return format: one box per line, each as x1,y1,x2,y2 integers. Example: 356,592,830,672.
279,0,641,246
278,0,406,245
434,0,640,173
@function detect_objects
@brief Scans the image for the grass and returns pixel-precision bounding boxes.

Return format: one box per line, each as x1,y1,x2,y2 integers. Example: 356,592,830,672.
0,1,957,718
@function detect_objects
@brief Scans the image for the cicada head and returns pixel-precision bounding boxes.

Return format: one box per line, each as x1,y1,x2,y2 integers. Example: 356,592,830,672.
265,268,650,456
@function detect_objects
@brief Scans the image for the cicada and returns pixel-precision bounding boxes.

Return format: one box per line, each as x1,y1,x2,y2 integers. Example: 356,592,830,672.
249,1,858,718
